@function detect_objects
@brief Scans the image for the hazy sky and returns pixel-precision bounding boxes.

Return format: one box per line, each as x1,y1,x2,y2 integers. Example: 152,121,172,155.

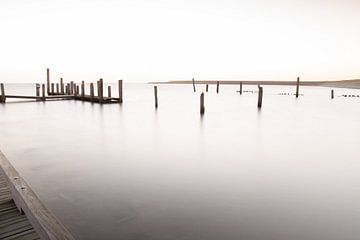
1,0,359,83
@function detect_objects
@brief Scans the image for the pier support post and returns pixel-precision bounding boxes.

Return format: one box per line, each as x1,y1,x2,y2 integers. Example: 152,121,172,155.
240,81,243,95
216,81,219,94
51,83,54,95
60,78,64,94
154,86,158,108
200,92,205,115
42,84,46,101
99,79,104,103
74,84,78,97
70,81,74,95
0,83,6,103
36,84,40,100
331,89,334,99
206,84,209,92
46,68,50,95
66,84,70,95
108,86,111,98
118,80,123,103
295,77,300,98
257,85,263,108
76,85,79,95
81,81,85,99
90,83,94,101
56,83,59,94
192,78,196,92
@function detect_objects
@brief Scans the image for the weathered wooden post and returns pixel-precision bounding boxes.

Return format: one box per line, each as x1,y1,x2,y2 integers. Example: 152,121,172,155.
257,85,263,108
99,79,104,103
206,84,209,92
200,92,205,115
70,81,74,95
192,78,196,92
118,80,123,103
239,81,243,95
81,81,85,99
216,81,219,94
74,84,78,97
66,84,70,95
41,84,46,101
56,83,59,94
0,83,6,103
46,68,50,95
331,89,334,99
108,86,111,98
36,84,40,99
51,83,54,95
60,78,64,94
295,77,300,98
90,83,94,101
154,86,158,108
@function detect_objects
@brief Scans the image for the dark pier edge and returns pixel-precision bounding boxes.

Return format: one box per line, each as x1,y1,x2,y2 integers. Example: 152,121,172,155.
0,150,75,240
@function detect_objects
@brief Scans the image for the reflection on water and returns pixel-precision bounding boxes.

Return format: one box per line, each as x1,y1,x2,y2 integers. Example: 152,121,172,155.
0,83,360,240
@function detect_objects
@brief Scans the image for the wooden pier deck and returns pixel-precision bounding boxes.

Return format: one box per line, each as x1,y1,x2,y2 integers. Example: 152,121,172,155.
0,151,74,240
0,172,39,239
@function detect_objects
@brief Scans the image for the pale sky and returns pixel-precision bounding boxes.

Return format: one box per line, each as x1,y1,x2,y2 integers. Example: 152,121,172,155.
1,0,360,83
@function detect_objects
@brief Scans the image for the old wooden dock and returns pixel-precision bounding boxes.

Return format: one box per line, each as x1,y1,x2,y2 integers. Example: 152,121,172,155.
0,69,123,104
0,151,74,240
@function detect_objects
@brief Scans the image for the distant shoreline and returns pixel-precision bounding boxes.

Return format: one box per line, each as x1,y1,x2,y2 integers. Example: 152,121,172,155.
149,79,360,89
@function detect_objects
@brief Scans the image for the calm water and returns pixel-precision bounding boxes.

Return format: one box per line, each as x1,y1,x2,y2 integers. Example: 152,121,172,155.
0,83,360,240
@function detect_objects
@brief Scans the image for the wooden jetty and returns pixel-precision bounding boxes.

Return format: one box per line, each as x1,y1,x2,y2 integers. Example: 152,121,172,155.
0,151,74,240
0,68,123,104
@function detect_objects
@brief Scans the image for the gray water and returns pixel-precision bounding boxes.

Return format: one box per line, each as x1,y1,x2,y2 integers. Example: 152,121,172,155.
0,83,360,240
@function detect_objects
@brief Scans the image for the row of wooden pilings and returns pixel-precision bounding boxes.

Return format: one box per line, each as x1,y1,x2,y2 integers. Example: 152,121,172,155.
41,68,123,103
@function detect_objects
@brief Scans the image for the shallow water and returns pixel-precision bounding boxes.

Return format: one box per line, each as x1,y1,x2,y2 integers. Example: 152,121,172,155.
0,83,360,240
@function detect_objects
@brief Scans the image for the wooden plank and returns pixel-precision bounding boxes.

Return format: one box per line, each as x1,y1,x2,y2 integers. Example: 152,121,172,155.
0,151,74,240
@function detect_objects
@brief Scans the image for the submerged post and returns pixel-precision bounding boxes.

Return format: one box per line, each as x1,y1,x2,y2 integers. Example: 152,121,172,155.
108,86,111,98
200,92,205,115
42,84,46,101
240,81,243,95
257,85,263,108
216,81,219,94
90,83,94,101
331,89,334,99
192,78,196,92
295,77,300,98
0,83,6,103
46,68,50,95
81,81,85,99
154,86,158,108
118,80,123,103
206,84,209,92
60,78,64,94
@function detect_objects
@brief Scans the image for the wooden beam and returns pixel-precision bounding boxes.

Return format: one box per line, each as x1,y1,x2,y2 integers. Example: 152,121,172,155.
206,84,209,92
257,85,263,108
46,68,50,95
56,83,59,94
60,78,64,94
108,86,111,98
0,151,75,240
51,83,54,95
296,77,300,98
331,89,334,99
240,81,243,95
90,83,94,101
216,81,219,94
192,78,196,92
99,79,104,103
0,83,5,103
118,80,123,103
81,81,85,99
42,84,46,101
154,86,158,108
200,92,205,115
